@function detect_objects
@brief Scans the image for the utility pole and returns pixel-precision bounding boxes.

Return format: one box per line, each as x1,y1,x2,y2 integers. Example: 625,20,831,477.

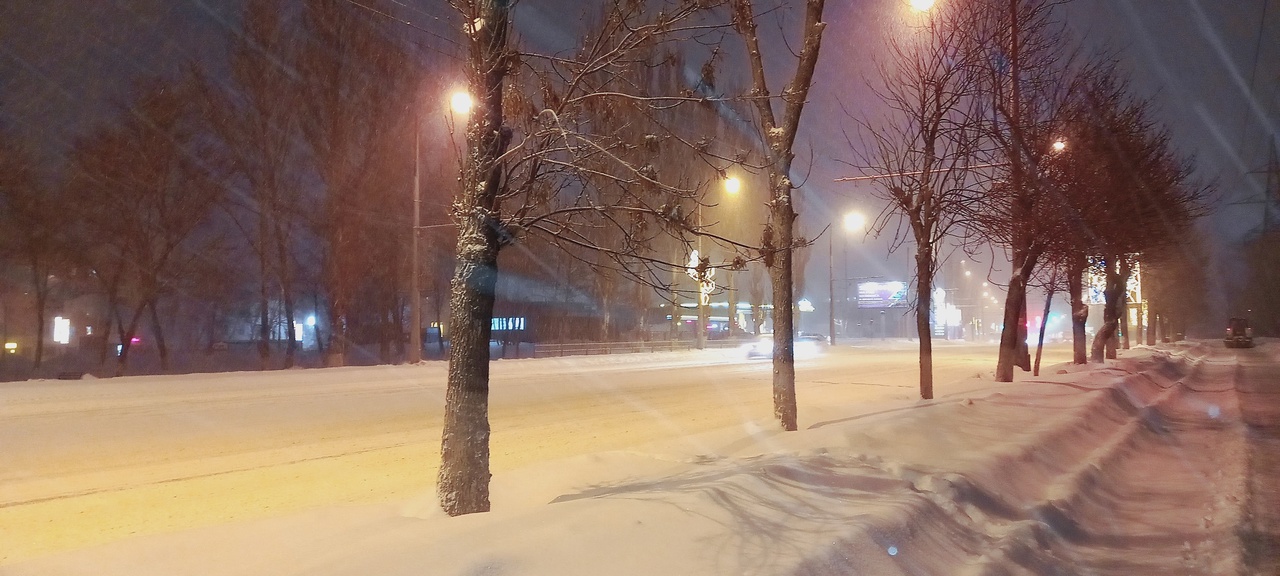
408,114,423,363
828,231,836,345
696,204,708,350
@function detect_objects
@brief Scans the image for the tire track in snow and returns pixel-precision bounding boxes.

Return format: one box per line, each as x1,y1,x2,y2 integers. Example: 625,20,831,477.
1234,344,1280,575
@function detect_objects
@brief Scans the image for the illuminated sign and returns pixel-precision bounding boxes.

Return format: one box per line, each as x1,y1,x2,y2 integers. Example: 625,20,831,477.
54,317,71,344
1086,257,1142,305
491,317,526,331
857,281,909,309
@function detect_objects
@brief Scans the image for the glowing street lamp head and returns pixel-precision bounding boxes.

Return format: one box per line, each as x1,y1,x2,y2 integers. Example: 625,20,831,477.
843,211,867,233
908,0,935,11
1051,139,1067,153
723,176,741,195
450,91,473,115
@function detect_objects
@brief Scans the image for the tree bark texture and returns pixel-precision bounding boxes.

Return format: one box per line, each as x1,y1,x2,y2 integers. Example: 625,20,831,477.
1033,285,1054,376
148,298,170,372
1090,255,1122,362
914,249,934,400
996,245,1037,381
1068,260,1088,364
438,0,511,517
768,212,798,430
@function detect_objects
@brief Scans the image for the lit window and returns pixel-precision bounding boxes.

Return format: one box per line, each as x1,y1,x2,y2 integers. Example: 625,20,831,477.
53,317,71,344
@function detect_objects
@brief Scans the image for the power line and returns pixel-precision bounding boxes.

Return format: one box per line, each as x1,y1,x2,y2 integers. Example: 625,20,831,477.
337,0,464,61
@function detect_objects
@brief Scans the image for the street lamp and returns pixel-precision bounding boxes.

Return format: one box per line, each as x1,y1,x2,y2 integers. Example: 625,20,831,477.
907,0,935,11
410,90,472,363
724,176,742,195
829,210,867,345
450,91,473,115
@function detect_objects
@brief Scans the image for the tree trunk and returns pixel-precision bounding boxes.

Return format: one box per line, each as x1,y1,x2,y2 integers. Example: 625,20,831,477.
727,273,738,337
670,248,680,341
1114,257,1132,356
696,301,707,349
257,212,272,370
282,289,297,368
1016,292,1031,370
1121,297,1131,350
1091,255,1122,362
438,0,511,517
1034,285,1054,376
277,224,297,368
768,214,797,431
326,297,346,367
1068,260,1088,364
97,302,116,367
996,246,1036,381
30,259,47,370
914,249,934,400
312,290,326,356
438,246,498,515
378,303,392,364
116,303,147,377
148,298,170,372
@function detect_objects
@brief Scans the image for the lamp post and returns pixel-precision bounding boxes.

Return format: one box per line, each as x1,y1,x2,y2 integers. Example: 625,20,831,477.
829,211,866,345
410,90,472,363
409,112,423,363
690,176,739,349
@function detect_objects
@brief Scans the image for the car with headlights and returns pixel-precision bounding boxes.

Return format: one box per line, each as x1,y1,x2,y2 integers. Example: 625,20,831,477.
744,333,826,359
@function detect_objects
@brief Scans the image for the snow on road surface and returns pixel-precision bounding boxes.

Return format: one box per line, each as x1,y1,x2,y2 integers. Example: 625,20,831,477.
4,341,1276,574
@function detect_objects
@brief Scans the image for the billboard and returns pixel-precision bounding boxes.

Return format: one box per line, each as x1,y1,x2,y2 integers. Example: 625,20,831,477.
857,281,909,309
1085,258,1142,305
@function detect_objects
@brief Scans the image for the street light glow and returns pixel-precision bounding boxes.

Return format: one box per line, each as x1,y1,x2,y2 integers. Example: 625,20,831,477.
724,176,741,195
908,0,935,11
1052,140,1067,153
843,211,867,233
450,91,473,114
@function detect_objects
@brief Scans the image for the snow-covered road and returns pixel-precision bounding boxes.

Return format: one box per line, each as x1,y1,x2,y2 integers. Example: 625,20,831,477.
1,341,1024,564
6,341,1277,575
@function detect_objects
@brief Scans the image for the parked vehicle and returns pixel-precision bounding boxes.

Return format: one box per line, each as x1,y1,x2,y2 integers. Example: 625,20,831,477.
1224,317,1254,348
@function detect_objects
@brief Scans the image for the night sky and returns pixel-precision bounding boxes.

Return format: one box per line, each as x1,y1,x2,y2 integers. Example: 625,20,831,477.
1,0,1276,272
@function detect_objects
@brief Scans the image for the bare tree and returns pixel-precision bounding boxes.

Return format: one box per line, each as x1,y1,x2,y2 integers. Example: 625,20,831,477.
852,2,984,399
729,0,828,430
69,78,222,375
966,0,1084,382
295,0,417,366
1086,131,1206,361
439,0,752,515
0,135,62,369
200,0,307,369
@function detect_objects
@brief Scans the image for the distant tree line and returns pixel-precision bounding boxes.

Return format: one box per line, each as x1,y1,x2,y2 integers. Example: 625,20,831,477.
0,0,782,378
852,0,1211,398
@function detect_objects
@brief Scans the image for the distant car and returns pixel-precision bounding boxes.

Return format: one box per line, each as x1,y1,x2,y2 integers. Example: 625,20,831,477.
744,333,826,359
1224,317,1254,348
